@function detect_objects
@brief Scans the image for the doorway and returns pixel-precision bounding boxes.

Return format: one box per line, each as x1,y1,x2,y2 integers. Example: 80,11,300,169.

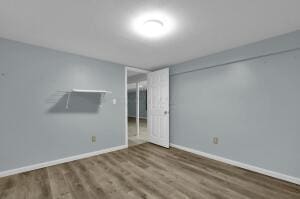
126,67,149,147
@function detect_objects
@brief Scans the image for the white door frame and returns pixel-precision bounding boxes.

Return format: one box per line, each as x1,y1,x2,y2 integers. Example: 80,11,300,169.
125,66,150,147
136,82,140,137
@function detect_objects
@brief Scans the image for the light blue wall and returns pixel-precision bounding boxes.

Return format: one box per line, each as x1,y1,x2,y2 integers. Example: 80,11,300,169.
128,90,147,118
0,38,125,172
170,30,300,178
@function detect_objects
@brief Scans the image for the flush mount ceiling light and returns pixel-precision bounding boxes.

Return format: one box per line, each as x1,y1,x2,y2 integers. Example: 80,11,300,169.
143,19,164,37
132,11,175,39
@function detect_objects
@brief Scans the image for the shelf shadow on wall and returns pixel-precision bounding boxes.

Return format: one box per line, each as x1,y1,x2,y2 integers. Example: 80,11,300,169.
47,92,101,113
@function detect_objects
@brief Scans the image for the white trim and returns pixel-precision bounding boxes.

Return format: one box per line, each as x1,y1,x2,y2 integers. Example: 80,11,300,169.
170,143,300,185
136,82,140,137
72,89,112,93
0,145,127,178
125,67,128,147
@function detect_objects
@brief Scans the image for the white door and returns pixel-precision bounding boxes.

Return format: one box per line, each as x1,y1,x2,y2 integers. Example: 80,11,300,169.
147,68,169,148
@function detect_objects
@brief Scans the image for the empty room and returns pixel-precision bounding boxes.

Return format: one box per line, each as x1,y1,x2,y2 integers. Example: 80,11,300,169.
0,0,300,198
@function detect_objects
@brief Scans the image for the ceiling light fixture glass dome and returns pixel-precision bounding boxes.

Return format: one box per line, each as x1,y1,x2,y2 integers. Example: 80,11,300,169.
132,11,175,39
142,19,164,38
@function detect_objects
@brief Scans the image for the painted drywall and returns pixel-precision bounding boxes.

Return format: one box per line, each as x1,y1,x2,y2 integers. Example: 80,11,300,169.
170,30,300,178
128,90,147,118
0,38,125,172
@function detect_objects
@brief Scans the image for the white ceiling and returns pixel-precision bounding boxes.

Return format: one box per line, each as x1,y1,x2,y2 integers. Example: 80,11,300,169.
0,0,300,70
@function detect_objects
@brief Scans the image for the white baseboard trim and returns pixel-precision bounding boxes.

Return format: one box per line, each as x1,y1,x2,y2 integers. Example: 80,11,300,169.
0,145,128,178
170,143,300,185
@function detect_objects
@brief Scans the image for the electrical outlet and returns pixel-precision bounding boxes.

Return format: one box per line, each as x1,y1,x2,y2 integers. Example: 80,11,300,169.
113,98,117,105
213,137,219,144
92,136,96,143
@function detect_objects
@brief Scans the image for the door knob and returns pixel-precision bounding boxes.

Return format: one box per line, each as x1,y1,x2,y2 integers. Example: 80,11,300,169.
164,111,169,115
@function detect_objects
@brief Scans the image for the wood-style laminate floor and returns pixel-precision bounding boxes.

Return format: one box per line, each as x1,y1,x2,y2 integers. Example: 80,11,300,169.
0,143,299,199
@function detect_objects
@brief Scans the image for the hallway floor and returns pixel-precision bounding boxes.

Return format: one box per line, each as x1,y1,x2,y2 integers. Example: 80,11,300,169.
128,117,148,147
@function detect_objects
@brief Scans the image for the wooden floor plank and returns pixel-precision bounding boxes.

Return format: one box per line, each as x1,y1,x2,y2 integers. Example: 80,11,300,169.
0,143,299,199
47,165,74,199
